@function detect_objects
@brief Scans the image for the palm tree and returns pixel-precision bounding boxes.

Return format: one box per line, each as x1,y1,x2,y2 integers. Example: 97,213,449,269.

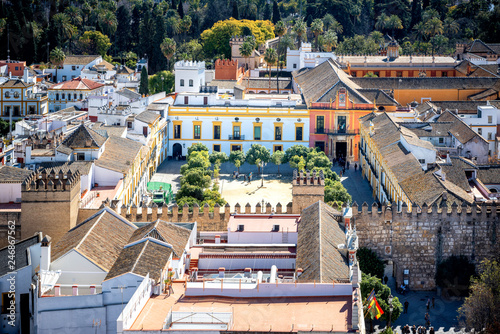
160,37,177,70
375,13,388,32
311,19,324,51
292,18,307,48
98,10,118,36
274,21,286,93
331,19,343,34
413,21,427,41
264,48,277,92
323,29,338,52
425,17,443,38
239,41,254,88
443,18,459,37
430,34,448,55
52,13,75,49
322,14,335,30
386,15,403,38
50,47,65,83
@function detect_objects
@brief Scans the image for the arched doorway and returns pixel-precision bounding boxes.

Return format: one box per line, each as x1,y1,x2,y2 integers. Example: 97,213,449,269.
172,143,182,159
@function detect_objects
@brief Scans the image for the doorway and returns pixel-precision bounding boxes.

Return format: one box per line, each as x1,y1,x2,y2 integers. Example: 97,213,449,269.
336,141,347,160
172,143,182,159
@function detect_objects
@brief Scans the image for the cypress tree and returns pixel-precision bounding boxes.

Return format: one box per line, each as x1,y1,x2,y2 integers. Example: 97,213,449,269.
272,0,281,24
232,0,239,20
410,0,422,30
177,0,185,19
263,3,271,21
139,66,149,96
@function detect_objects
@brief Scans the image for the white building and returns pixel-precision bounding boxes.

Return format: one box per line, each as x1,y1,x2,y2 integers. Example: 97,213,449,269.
168,92,309,157
174,60,205,93
286,43,335,72
47,77,105,112
459,104,500,155
50,55,103,83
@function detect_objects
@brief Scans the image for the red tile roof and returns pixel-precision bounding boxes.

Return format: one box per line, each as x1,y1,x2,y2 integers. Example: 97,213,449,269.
49,77,104,91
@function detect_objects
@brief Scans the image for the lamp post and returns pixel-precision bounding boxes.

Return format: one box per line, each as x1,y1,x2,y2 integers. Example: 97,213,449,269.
388,294,393,328
260,161,266,187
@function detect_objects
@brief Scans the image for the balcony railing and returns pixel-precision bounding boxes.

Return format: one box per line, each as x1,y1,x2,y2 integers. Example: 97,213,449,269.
314,128,359,136
228,134,245,140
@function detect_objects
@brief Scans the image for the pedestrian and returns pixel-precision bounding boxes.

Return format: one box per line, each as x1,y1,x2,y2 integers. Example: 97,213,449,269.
384,276,389,284
244,174,247,182
354,163,358,171
339,170,343,178
425,312,430,327
404,300,409,314
426,298,430,311
431,296,435,308
429,326,435,334
342,166,346,174
411,325,417,334
347,161,350,170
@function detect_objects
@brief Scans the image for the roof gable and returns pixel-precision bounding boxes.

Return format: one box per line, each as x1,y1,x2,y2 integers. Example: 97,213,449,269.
61,124,107,149
49,77,104,90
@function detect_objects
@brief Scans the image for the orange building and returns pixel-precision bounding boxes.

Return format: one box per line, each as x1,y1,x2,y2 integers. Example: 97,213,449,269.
0,60,26,77
214,59,245,81
293,59,398,162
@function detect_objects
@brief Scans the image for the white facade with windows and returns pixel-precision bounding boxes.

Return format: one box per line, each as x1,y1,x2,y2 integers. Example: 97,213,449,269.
52,55,102,83
286,43,335,72
168,93,309,157
174,60,205,93
459,104,500,154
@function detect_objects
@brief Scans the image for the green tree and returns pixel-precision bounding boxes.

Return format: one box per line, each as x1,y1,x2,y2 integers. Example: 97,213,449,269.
116,5,132,53
272,0,281,24
98,10,117,37
239,40,253,87
139,66,149,96
292,18,307,48
209,152,229,165
160,37,177,71
375,13,388,32
53,13,76,49
229,150,246,173
264,47,277,91
284,145,310,162
357,247,385,278
149,71,175,94
181,168,211,188
232,0,239,19
430,34,448,55
176,184,204,201
458,258,500,333
443,17,459,38
369,31,384,48
79,31,111,57
271,150,285,175
361,274,403,327
436,255,476,297
323,30,338,52
311,18,324,51
274,20,287,93
306,150,332,170
385,15,403,38
322,14,335,30
424,17,443,37
188,143,209,155
246,144,271,173
324,180,352,206
49,47,65,83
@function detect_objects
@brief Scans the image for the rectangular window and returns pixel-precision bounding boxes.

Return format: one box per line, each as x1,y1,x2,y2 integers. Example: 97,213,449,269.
442,71,448,77
275,126,282,140
13,106,20,116
231,144,242,151
296,126,303,141
204,97,208,105
438,137,444,144
28,106,35,114
184,96,189,104
337,116,346,133
213,125,221,140
351,71,357,77
77,153,85,161
4,106,10,116
72,66,76,70
488,115,493,124
273,145,283,152
293,64,297,69
194,125,201,139
396,71,403,77
127,121,133,129
174,124,181,139
143,126,148,137
2,293,14,314
488,133,493,140
418,159,425,164
478,128,482,135
316,116,325,133
62,76,67,81
233,126,241,140
254,126,261,140
213,144,221,152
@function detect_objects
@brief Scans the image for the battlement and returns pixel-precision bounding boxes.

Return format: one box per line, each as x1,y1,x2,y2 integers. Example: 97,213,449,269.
215,59,238,68
229,36,246,44
292,169,325,186
22,169,81,191
214,59,244,80
174,60,205,70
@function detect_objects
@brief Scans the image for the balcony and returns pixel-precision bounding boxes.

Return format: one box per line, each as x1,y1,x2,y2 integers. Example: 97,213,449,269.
228,134,245,140
314,128,359,136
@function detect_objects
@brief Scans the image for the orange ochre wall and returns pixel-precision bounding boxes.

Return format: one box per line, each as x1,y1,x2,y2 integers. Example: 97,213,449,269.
393,88,497,106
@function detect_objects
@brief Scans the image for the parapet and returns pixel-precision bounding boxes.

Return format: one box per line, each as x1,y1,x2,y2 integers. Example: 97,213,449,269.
174,60,205,70
22,169,80,191
292,169,325,186
215,59,238,68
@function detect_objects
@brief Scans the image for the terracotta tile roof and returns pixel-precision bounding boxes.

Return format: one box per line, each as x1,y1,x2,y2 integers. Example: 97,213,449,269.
91,123,127,138
343,55,456,65
51,208,137,271
358,88,399,106
56,144,73,155
49,77,104,91
293,59,371,107
129,220,193,258
351,76,500,90
92,60,114,71
296,201,349,283
104,239,173,282
95,136,144,174
63,55,101,66
0,233,41,276
437,110,488,145
135,110,160,125
0,79,33,88
477,165,500,184
0,165,33,183
39,161,94,176
438,157,476,192
61,124,107,149
117,66,134,74
465,40,498,54
248,77,292,90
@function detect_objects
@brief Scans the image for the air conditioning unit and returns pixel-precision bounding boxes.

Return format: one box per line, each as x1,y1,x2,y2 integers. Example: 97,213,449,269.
237,224,244,232
272,224,280,232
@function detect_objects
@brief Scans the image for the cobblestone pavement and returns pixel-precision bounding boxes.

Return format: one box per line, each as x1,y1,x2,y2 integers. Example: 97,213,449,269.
369,277,467,334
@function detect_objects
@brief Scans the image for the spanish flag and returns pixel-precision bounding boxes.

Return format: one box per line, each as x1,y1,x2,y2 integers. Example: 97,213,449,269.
368,297,384,320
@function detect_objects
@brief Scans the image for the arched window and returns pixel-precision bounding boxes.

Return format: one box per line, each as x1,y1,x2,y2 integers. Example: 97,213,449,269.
189,79,193,87
5,91,9,98
13,92,19,98
180,79,185,86
74,94,77,100
62,93,65,99
80,94,83,100
56,93,59,101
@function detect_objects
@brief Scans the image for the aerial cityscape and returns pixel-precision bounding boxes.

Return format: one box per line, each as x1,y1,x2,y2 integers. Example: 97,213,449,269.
0,0,499,333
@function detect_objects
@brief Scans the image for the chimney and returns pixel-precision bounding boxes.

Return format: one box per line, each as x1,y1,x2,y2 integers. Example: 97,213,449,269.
54,285,61,297
72,285,78,296
40,235,52,272
218,267,225,278
446,151,451,164
441,171,446,181
215,235,221,244
90,285,96,295
296,268,303,277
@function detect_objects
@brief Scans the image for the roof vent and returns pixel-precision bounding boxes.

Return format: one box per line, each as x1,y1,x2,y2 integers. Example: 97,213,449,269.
236,224,244,232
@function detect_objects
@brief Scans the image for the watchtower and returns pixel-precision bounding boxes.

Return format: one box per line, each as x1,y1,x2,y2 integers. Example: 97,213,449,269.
21,169,81,245
291,169,325,214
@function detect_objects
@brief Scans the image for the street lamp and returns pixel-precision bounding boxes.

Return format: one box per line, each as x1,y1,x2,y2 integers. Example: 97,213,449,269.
260,161,266,187
388,294,393,328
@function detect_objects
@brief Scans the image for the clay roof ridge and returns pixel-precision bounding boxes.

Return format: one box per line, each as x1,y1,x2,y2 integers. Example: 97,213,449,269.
130,239,149,274
318,200,323,281
74,210,106,250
